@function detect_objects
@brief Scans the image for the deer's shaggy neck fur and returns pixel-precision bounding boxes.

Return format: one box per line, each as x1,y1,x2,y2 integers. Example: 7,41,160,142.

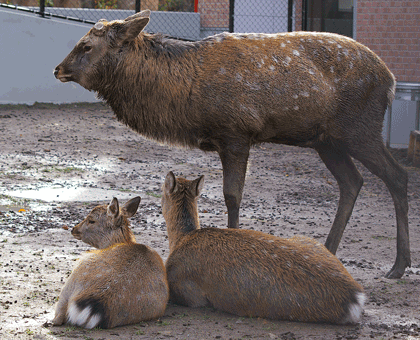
95,34,202,149
164,190,200,253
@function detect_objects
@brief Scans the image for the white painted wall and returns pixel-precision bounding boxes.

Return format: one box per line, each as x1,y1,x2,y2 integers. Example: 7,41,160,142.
0,7,98,104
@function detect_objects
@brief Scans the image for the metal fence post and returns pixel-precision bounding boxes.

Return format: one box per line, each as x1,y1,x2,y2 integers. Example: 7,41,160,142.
39,0,45,18
287,0,293,32
229,0,234,33
135,0,141,13
301,0,307,30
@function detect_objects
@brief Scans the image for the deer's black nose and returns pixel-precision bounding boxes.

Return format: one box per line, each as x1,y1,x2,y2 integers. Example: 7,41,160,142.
53,67,59,78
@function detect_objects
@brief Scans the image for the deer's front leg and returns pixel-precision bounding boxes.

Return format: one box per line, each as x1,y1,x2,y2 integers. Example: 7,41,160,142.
219,143,250,229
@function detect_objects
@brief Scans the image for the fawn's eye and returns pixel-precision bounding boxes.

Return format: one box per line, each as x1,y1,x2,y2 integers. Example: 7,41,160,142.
84,45,92,53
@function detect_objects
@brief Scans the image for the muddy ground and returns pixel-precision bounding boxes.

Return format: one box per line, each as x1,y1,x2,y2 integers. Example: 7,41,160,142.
0,103,419,340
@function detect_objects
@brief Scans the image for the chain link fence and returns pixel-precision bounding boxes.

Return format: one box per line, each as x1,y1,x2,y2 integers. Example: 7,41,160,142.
1,0,303,40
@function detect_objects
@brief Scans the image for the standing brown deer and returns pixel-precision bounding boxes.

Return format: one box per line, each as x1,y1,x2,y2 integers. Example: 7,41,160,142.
162,171,366,324
54,10,409,278
52,197,169,329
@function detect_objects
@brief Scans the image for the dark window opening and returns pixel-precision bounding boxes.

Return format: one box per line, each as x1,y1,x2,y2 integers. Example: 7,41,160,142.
303,0,353,38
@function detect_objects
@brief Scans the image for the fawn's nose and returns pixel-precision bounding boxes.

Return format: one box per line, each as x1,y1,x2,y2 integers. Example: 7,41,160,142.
71,227,81,239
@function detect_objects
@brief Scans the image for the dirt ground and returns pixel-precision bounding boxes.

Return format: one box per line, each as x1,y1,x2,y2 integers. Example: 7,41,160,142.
0,103,419,340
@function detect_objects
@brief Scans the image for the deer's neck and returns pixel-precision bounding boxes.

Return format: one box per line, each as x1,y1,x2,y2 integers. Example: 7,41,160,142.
97,35,200,148
121,225,136,245
98,225,136,249
166,200,200,253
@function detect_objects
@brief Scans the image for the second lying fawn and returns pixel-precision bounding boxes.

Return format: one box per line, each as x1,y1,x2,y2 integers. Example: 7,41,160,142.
52,197,169,329
162,172,365,324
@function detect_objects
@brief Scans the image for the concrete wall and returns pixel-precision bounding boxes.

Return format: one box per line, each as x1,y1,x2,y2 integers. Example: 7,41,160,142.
0,7,97,104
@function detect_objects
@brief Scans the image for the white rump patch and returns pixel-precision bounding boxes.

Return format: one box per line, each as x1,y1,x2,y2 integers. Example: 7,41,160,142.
86,314,101,329
67,302,101,329
341,292,366,324
67,303,91,326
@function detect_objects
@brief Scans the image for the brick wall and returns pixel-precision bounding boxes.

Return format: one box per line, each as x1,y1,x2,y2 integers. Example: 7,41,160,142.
198,0,229,29
356,0,420,83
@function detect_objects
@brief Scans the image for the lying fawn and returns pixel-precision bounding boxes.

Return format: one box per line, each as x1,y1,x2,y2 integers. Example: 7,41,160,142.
162,172,365,324
52,197,169,329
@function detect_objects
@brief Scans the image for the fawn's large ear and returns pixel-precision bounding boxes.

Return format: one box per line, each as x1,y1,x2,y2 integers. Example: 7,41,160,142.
123,196,141,218
107,197,120,218
193,175,205,197
164,171,177,195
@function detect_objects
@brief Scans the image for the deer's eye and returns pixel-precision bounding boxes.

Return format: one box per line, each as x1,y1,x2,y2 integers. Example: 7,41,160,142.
88,220,95,224
84,45,92,53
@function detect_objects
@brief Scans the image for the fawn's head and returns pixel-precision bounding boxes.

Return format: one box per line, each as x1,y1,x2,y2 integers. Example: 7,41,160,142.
72,196,140,249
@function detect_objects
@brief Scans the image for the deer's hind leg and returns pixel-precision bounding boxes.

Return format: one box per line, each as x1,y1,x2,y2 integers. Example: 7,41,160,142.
52,283,74,326
348,140,409,279
315,145,364,255
169,279,210,308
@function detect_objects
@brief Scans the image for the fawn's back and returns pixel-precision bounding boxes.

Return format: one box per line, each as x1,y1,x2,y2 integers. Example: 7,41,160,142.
163,172,365,324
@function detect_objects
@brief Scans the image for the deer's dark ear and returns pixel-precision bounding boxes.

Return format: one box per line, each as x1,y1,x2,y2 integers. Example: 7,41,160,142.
112,16,149,43
124,9,151,21
193,175,205,197
164,171,177,196
123,196,141,218
107,197,120,218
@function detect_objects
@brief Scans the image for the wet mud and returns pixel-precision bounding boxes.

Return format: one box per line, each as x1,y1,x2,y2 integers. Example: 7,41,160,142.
1,103,419,339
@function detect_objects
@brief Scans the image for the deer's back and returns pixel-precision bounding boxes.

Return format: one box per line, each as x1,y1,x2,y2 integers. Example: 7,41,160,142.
191,32,394,147
68,243,168,328
166,228,363,322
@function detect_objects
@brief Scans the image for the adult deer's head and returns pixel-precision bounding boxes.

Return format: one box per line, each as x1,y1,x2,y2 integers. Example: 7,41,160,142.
54,10,150,90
